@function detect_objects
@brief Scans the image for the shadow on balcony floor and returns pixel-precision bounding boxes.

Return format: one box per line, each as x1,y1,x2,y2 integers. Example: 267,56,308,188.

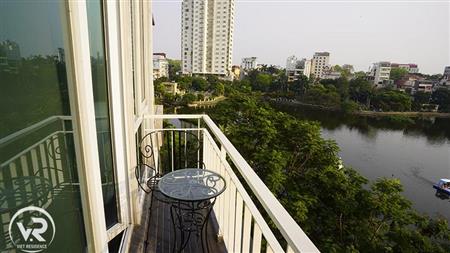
129,194,226,253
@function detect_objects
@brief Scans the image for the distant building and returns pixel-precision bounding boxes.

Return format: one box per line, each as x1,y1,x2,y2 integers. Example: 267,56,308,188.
153,53,169,80
443,66,450,77
414,80,434,93
0,40,21,72
397,75,423,93
311,52,330,79
181,0,235,76
391,63,419,74
286,55,297,72
285,56,311,82
322,67,342,80
161,82,184,95
435,76,450,91
368,62,391,87
342,64,354,74
241,57,257,71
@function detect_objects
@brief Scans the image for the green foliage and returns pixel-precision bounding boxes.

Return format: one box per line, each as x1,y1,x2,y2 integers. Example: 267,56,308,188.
212,82,225,96
197,93,205,101
180,93,196,105
254,73,272,91
290,74,310,95
390,67,409,82
333,65,352,79
349,77,373,107
431,88,450,112
302,85,341,108
167,59,181,79
341,100,360,113
208,93,450,253
320,77,350,101
192,77,209,91
372,90,412,112
412,91,431,111
383,115,415,125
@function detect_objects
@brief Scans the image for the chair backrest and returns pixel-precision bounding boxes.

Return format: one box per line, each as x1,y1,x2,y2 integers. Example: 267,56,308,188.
138,130,204,175
134,163,157,194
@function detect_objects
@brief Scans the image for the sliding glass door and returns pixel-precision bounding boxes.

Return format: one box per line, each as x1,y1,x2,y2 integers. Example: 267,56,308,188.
0,1,86,252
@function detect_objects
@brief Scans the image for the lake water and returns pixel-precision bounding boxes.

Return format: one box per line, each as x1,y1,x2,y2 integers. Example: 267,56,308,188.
272,103,450,222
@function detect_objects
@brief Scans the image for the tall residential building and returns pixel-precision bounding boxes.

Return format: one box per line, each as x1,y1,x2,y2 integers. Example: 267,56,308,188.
241,57,257,70
153,53,169,79
181,0,235,76
443,66,450,77
368,61,392,87
286,56,311,82
391,63,419,74
311,52,330,79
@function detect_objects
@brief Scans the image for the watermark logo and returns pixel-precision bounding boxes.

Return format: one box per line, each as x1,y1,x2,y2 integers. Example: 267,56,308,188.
8,206,56,253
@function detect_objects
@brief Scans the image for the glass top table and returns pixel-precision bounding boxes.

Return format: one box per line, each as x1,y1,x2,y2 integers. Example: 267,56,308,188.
158,168,226,202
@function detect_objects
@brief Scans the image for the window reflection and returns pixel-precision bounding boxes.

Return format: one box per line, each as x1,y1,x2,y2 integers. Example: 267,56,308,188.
0,1,86,252
86,0,119,228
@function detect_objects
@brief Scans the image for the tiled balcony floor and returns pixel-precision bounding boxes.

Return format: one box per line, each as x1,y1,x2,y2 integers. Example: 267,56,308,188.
129,193,226,253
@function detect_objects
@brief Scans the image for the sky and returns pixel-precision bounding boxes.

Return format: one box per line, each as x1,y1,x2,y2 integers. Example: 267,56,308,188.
153,0,450,74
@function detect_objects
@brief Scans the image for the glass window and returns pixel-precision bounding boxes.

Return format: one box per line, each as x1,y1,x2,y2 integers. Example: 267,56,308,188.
86,0,119,228
0,1,86,252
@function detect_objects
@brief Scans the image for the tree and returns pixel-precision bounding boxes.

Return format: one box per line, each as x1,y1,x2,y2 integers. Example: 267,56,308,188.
206,93,450,253
212,82,225,96
192,77,208,91
175,75,193,90
349,77,374,108
197,93,205,101
412,91,431,111
303,85,341,108
167,59,181,79
181,93,196,105
390,68,409,82
254,73,272,91
372,90,412,111
431,88,450,112
291,74,310,95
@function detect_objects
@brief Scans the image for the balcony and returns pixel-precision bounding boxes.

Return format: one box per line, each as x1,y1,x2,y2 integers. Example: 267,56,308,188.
0,113,319,252
130,114,319,253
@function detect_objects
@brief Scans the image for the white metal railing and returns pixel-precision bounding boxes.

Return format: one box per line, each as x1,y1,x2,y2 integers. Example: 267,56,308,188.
144,114,319,253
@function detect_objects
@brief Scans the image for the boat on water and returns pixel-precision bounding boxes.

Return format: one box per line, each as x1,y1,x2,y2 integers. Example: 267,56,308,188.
433,178,450,195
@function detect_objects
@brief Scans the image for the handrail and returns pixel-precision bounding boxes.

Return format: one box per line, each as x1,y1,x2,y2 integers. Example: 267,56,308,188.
0,115,72,147
145,114,319,253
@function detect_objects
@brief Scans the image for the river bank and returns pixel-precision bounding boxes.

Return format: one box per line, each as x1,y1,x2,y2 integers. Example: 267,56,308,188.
269,98,450,118
270,102,450,223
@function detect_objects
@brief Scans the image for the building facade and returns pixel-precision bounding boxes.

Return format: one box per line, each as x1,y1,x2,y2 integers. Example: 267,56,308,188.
153,53,169,80
310,52,330,79
443,66,450,77
241,57,257,70
181,0,235,76
285,56,311,82
368,61,392,87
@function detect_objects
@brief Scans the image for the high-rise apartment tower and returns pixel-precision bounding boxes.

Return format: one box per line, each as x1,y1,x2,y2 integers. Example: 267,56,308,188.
181,0,235,76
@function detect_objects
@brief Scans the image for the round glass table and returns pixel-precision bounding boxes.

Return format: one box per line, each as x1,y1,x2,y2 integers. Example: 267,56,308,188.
158,168,226,253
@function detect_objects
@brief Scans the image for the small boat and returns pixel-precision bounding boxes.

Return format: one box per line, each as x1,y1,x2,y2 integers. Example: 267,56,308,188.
433,178,450,195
